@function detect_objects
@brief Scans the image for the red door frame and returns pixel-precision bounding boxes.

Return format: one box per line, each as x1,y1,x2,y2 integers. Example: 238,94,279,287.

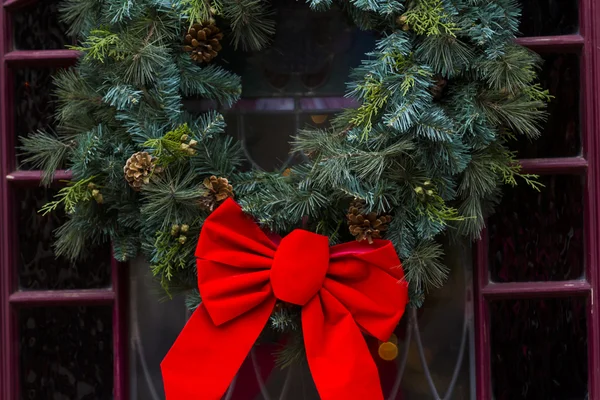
474,0,600,398
2,0,600,399
0,1,129,398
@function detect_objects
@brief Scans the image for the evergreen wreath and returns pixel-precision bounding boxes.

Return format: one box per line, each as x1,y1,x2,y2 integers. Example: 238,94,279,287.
22,0,549,365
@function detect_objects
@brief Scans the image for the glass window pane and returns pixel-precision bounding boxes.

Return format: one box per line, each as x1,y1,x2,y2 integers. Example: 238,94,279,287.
228,113,301,171
19,306,113,399
510,54,580,159
488,175,584,282
16,188,112,290
14,68,62,170
216,2,375,98
490,297,588,400
518,0,578,37
128,258,188,399
11,0,72,50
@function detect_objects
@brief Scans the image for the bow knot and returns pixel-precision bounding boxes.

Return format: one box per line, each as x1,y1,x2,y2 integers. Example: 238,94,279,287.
162,199,409,400
271,229,329,306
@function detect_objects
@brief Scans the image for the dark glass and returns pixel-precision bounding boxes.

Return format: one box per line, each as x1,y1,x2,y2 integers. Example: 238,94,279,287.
518,0,578,37
217,1,375,98
16,188,112,290
19,306,113,399
490,297,588,400
14,68,61,169
488,175,584,282
11,0,72,50
226,113,299,171
510,54,580,159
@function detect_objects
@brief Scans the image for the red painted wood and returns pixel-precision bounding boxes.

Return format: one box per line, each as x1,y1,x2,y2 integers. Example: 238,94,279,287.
6,169,72,183
473,232,491,399
2,0,37,10
582,0,600,396
515,35,584,52
0,3,18,399
8,289,115,306
519,157,588,174
4,50,80,67
481,280,591,299
0,6,128,400
112,259,129,400
476,16,598,399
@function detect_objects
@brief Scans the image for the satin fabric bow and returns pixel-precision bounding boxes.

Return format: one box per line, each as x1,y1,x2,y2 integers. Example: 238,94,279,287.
161,198,408,400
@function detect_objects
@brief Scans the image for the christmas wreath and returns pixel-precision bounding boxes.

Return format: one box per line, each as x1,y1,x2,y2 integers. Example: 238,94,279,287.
22,0,549,397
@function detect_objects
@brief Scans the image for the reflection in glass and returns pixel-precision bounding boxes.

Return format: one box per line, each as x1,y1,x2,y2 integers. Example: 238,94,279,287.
14,68,61,169
129,257,188,399
510,54,580,159
490,297,588,400
17,188,112,290
11,0,72,50
518,0,578,37
488,175,584,282
226,113,300,171
19,306,113,399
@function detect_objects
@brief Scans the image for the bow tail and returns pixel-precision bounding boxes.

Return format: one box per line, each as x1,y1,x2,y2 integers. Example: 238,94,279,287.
302,289,384,400
161,297,276,400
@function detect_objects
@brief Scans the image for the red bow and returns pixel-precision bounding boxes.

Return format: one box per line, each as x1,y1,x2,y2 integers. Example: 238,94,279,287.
161,198,408,399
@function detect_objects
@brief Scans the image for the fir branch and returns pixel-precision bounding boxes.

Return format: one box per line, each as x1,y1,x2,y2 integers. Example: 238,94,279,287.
222,0,275,51
104,0,136,23
39,176,99,216
181,0,222,24
478,92,547,139
273,331,306,369
402,0,458,36
403,239,448,291
59,0,101,36
349,75,389,140
144,124,197,166
151,227,195,288
478,45,541,94
270,306,300,332
185,289,202,311
20,131,73,185
69,29,126,63
177,58,242,106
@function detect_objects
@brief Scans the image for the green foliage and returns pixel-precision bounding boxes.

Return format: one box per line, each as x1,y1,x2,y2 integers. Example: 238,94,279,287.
22,0,549,365
69,29,126,62
181,0,222,25
403,0,458,36
144,124,196,166
39,176,100,216
151,226,196,289
20,131,73,185
221,0,275,51
273,331,306,369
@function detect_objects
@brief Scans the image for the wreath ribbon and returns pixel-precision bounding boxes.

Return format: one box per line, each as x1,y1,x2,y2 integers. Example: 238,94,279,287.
161,198,408,399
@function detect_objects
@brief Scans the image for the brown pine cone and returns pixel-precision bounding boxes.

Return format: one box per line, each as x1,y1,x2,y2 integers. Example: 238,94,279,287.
124,151,160,191
347,199,392,244
184,22,223,63
199,176,233,211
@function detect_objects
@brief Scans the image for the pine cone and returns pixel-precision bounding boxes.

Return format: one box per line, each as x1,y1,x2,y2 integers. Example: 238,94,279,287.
347,199,392,244
429,74,447,100
124,151,160,191
184,22,223,63
199,176,233,211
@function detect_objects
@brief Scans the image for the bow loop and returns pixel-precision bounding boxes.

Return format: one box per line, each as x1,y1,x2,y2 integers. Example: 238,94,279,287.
327,241,408,341
271,229,329,306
